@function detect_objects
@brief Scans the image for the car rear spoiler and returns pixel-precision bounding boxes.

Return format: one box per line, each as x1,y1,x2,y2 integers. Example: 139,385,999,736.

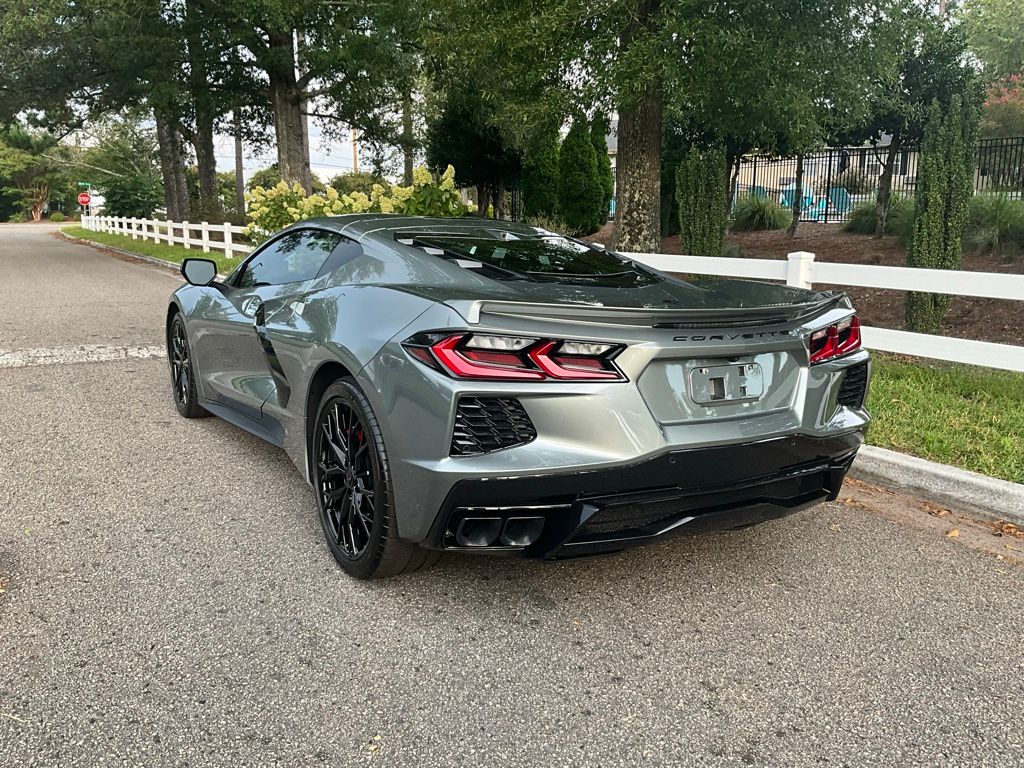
451,293,847,328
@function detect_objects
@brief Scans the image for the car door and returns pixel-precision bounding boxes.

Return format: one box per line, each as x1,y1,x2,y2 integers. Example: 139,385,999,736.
191,228,342,421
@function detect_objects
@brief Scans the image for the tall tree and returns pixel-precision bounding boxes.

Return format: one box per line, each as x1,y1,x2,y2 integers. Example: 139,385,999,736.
429,0,887,252
426,83,522,218
521,129,560,219
676,145,726,257
558,119,604,235
590,113,614,228
961,0,1024,80
906,96,980,333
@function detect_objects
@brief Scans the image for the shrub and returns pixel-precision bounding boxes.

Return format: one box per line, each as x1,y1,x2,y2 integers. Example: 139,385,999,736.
329,171,387,197
829,167,874,195
8,211,25,223
247,165,472,238
676,145,726,256
48,211,65,222
522,214,582,237
730,194,792,231
842,195,912,236
721,242,743,258
964,193,1024,258
591,114,614,224
101,172,164,218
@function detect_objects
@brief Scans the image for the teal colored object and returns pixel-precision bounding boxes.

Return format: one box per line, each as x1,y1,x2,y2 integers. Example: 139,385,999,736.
828,187,854,215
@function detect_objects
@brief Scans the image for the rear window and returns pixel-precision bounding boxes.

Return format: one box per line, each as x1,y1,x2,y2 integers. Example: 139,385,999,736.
406,235,657,286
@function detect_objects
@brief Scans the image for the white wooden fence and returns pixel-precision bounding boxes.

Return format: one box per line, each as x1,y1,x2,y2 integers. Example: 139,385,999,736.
624,250,1024,373
82,215,252,259
78,215,1023,372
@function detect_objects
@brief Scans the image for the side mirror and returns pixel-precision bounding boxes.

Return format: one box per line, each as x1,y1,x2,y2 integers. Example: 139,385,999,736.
181,258,218,286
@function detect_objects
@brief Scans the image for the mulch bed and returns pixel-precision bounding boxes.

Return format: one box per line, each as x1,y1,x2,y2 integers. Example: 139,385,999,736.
587,223,1023,346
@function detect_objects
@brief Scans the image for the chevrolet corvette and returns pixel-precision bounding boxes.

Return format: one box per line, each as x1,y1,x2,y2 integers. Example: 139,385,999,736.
167,214,870,578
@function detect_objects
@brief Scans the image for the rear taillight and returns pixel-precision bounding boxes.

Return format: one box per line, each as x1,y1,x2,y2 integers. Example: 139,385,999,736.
809,315,861,364
402,333,626,382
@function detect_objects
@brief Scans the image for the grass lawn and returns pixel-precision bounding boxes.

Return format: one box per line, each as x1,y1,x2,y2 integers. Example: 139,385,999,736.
58,226,1024,483
62,225,243,275
867,355,1024,484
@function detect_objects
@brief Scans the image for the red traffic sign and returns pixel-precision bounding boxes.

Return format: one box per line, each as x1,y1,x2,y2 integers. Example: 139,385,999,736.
78,192,92,206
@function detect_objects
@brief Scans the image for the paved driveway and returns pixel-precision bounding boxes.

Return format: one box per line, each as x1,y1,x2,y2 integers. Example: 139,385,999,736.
1,224,1022,767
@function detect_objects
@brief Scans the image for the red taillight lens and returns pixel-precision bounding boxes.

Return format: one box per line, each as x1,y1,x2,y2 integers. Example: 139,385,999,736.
528,340,623,380
402,333,625,382
810,315,861,364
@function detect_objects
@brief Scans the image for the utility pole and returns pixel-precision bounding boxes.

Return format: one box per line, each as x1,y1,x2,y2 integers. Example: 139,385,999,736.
351,128,359,174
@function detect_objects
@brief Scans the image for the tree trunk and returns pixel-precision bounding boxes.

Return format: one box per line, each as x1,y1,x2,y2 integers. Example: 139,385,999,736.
873,139,900,239
476,184,490,218
614,85,662,252
267,31,312,194
786,153,804,237
234,109,246,220
494,182,505,220
193,112,218,214
401,86,415,186
612,0,662,252
724,151,741,222
155,110,190,221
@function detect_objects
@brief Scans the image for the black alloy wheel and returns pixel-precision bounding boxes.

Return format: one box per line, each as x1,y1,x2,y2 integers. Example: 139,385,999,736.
312,379,440,579
168,314,205,418
317,398,376,559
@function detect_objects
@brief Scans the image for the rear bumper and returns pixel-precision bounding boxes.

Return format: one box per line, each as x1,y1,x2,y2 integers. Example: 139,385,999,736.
424,431,863,558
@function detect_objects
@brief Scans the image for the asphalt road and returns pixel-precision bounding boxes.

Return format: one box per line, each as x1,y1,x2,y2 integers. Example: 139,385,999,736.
1,223,1022,767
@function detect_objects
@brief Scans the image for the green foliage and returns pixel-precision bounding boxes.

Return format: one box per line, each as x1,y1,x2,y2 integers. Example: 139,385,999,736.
521,214,582,238
842,195,912,235
906,96,980,333
8,211,25,223
522,131,560,219
675,145,726,257
247,164,325,195
329,172,387,197
246,166,472,238
0,123,71,221
64,226,240,274
101,172,164,218
964,193,1024,258
48,211,65,222
961,0,1024,79
558,120,604,235
830,167,874,195
980,74,1024,140
590,114,614,224
730,194,792,232
867,354,1024,483
425,83,523,203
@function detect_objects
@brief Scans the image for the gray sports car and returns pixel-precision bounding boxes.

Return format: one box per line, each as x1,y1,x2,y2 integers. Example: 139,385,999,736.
167,214,870,578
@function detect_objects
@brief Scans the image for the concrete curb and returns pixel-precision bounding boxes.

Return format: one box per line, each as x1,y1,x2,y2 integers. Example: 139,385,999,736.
56,231,232,280
851,445,1024,525
57,231,183,275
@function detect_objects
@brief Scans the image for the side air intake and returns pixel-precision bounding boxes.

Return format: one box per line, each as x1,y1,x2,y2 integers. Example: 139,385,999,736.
450,397,537,456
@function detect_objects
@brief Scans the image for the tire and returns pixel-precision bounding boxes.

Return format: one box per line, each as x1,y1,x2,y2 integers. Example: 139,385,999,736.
312,378,440,579
168,313,206,419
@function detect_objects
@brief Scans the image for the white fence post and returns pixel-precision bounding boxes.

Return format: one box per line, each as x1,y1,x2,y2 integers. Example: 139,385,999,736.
130,217,138,240
165,220,172,245
223,223,233,258
201,221,211,253
182,221,191,250
787,251,816,289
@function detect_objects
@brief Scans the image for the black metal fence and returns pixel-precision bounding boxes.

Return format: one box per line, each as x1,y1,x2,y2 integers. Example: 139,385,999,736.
735,135,1024,223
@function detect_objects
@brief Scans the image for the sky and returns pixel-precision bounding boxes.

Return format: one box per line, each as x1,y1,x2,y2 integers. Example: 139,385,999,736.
212,121,362,184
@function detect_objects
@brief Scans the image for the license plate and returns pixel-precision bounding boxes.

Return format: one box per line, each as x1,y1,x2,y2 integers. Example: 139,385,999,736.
689,363,764,405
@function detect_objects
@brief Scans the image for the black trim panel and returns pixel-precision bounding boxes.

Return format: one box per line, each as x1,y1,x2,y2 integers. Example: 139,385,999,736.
424,432,864,559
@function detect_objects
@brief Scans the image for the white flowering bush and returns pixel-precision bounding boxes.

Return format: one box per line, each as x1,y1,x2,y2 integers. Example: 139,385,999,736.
246,165,472,238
